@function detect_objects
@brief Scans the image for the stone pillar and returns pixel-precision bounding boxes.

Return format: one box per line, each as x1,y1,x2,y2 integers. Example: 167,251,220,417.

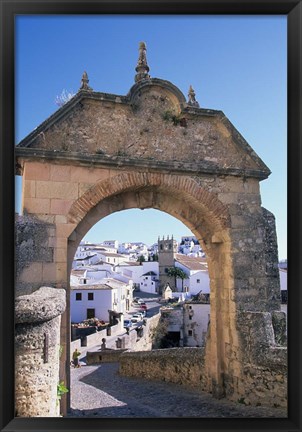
15,215,56,296
15,286,66,417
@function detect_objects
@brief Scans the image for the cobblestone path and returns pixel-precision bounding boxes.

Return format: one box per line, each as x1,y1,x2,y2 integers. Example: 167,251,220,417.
68,363,287,418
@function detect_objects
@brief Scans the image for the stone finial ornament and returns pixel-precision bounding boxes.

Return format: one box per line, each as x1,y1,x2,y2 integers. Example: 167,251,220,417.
188,85,200,107
80,71,93,91
135,41,150,83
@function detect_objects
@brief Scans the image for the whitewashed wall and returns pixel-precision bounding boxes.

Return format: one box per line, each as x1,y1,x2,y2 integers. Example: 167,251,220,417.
70,289,114,322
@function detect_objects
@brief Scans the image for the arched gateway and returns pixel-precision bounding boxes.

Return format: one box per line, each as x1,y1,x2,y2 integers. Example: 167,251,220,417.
15,43,287,416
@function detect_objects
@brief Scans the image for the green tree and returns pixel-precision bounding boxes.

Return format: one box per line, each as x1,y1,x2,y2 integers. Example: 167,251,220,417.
137,255,146,265
167,267,187,291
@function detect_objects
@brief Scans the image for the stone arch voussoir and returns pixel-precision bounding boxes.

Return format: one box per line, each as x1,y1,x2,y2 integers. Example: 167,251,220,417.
67,172,230,232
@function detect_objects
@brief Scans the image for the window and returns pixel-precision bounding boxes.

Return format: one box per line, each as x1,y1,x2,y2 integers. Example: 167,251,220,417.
197,279,200,283
188,330,193,336
76,293,82,301
83,279,86,284
88,292,94,301
189,316,192,320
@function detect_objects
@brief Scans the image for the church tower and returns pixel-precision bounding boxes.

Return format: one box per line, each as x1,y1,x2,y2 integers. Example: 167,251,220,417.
158,235,178,293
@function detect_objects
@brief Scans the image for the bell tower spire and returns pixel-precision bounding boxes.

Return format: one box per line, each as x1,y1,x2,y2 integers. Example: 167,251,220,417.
135,42,150,83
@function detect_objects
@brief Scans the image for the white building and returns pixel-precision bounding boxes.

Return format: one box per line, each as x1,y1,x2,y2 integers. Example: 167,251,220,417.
139,271,159,294
183,303,210,347
174,254,210,295
115,261,159,292
72,253,99,269
71,284,116,323
160,302,210,347
70,269,87,285
179,236,204,257
117,242,149,261
97,251,129,265
148,243,158,260
70,265,113,285
101,240,119,250
70,277,133,323
74,242,98,260
117,242,132,254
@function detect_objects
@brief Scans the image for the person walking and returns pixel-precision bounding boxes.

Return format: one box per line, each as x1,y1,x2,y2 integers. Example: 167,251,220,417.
72,348,81,368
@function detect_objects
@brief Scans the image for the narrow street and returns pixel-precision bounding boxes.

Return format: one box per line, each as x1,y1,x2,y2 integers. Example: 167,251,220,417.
69,362,286,418
69,295,287,418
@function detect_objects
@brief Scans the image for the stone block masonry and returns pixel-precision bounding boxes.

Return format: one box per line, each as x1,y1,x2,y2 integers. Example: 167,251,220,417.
15,287,66,417
119,347,207,390
15,63,285,413
87,349,128,364
15,215,57,295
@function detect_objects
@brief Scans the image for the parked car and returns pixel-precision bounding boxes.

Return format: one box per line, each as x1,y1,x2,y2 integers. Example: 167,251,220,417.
139,304,147,310
131,313,143,323
123,319,133,328
132,298,143,306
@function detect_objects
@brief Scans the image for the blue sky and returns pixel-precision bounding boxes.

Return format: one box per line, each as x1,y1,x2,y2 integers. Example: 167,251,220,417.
15,15,287,259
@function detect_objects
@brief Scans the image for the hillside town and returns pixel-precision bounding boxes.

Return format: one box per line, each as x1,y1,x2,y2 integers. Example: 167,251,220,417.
70,235,287,352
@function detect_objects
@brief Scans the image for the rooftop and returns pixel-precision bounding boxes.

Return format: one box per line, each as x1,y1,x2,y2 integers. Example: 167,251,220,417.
142,271,157,276
75,254,97,261
98,252,126,258
117,262,141,267
175,254,208,271
71,277,127,291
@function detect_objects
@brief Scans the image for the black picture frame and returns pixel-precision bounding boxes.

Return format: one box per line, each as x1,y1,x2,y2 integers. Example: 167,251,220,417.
0,1,301,431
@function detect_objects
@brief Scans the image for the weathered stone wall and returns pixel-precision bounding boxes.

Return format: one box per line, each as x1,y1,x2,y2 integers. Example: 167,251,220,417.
132,313,161,351
16,162,285,410
15,287,66,417
224,310,287,408
15,215,56,295
19,82,265,177
87,349,128,364
82,328,107,347
14,77,284,413
229,206,281,313
261,207,281,308
120,338,286,409
118,304,286,409
84,314,161,364
119,348,207,389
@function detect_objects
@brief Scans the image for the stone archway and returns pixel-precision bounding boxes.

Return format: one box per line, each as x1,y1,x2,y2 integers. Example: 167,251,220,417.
66,171,233,398
15,43,287,415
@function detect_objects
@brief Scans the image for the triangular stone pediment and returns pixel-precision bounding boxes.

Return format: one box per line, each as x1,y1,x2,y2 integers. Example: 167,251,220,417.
16,79,270,179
